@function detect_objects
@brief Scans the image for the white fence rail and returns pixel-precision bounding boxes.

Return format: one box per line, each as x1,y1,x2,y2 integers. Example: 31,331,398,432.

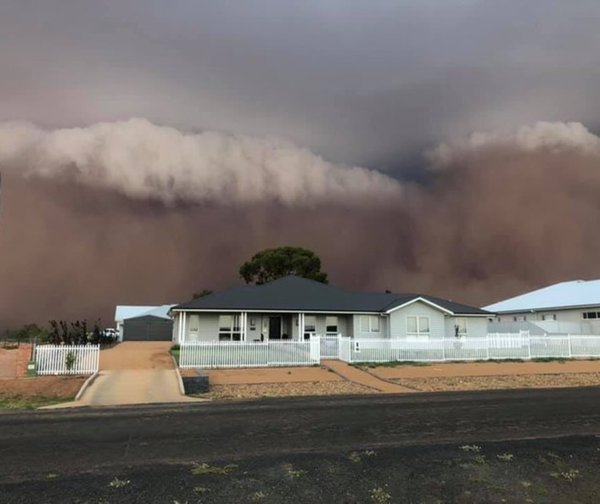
35,344,100,375
180,338,320,368
178,333,600,368
339,333,600,363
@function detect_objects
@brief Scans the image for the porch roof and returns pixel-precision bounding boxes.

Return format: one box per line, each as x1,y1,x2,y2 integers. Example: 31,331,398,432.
173,276,490,316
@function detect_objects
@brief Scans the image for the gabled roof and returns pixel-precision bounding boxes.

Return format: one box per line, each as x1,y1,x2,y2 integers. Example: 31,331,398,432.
115,305,175,322
173,276,489,316
484,279,600,313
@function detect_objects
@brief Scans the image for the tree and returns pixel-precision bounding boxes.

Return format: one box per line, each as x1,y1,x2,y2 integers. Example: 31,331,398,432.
192,289,213,299
239,246,328,285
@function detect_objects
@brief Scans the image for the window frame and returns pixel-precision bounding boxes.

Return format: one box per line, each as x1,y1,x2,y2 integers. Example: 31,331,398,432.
406,315,431,338
218,314,242,341
360,315,380,333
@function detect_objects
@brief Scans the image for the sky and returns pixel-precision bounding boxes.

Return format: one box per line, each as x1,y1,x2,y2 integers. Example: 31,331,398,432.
2,1,600,329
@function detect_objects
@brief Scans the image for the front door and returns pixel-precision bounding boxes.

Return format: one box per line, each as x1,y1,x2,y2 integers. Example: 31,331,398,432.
268,317,281,340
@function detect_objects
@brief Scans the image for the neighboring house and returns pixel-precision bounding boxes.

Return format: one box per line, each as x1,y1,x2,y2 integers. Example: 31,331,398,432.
114,305,175,341
485,279,600,335
170,276,490,343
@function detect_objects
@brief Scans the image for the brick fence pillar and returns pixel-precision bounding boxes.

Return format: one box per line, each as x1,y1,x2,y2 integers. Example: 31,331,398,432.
16,343,33,377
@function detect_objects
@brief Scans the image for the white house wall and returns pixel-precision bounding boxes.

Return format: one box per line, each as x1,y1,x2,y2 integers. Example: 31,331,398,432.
389,301,445,338
444,316,487,339
492,308,600,335
352,314,389,339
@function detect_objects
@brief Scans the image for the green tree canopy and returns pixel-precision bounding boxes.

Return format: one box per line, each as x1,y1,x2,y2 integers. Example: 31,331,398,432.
239,246,328,285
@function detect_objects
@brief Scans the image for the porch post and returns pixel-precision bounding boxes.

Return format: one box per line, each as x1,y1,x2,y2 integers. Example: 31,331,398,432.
241,312,247,341
182,312,187,343
299,313,305,341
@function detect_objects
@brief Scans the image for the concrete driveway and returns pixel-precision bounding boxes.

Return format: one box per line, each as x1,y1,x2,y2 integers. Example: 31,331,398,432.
72,342,197,407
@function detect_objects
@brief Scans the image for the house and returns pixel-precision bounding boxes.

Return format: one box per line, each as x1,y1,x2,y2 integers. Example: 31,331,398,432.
170,276,490,343
115,305,175,341
485,279,600,335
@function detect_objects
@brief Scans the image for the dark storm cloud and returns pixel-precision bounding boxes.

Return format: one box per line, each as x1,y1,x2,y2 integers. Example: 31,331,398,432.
2,1,600,166
3,1,600,329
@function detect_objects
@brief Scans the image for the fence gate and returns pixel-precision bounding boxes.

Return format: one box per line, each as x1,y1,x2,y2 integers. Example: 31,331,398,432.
320,335,341,359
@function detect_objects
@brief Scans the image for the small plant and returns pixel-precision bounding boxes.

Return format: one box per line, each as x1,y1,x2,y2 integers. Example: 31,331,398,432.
284,463,306,479
65,351,76,371
473,454,487,465
370,486,392,504
251,491,267,501
108,477,130,488
348,451,361,463
364,450,377,457
559,469,580,482
520,481,532,488
191,463,238,476
460,444,481,453
193,486,209,494
497,453,514,462
46,473,58,479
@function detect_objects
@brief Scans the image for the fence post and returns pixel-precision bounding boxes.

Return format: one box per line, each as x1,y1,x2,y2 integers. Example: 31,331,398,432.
441,338,446,361
568,334,572,358
486,333,490,361
527,333,531,360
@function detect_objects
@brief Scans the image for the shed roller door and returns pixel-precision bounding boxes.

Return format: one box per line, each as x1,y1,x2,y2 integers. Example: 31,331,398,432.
123,320,172,341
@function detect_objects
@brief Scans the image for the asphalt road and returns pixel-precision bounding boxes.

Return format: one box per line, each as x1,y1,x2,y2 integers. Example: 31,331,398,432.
3,387,600,502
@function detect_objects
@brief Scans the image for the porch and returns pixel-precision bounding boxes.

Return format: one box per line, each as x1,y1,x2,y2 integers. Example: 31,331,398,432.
174,311,352,343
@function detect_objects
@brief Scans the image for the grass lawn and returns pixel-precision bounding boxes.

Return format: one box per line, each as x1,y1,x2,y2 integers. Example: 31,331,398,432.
0,394,75,410
0,376,85,410
170,345,180,365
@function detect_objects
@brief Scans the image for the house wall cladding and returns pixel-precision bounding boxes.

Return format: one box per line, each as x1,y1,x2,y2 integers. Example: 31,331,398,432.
389,301,445,338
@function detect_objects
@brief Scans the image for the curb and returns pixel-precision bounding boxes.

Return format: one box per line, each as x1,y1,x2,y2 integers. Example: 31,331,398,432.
171,355,186,396
75,371,99,401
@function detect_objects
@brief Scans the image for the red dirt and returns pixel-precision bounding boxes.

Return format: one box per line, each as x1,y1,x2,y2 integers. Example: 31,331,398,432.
0,376,85,399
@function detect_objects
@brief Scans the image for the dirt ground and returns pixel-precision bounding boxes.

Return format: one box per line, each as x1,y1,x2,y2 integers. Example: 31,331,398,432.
367,359,600,380
390,372,600,392
204,366,343,384
0,348,17,379
0,376,85,399
207,380,373,400
99,342,174,370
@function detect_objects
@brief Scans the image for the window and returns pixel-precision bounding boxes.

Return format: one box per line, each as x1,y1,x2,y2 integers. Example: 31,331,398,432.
513,316,517,322
583,312,600,320
407,316,430,338
553,314,557,321
360,315,380,333
218,314,241,341
326,316,338,334
454,317,467,338
541,314,545,321
304,315,316,339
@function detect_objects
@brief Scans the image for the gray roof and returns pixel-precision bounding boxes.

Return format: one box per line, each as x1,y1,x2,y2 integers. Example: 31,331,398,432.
484,279,600,313
174,276,490,315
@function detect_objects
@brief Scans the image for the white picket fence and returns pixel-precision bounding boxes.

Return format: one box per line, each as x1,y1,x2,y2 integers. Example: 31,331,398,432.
339,333,600,363
180,338,320,368
35,344,100,375
320,334,342,358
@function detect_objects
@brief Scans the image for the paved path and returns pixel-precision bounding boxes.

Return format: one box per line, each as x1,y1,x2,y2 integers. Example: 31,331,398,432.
50,342,196,407
321,359,414,393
